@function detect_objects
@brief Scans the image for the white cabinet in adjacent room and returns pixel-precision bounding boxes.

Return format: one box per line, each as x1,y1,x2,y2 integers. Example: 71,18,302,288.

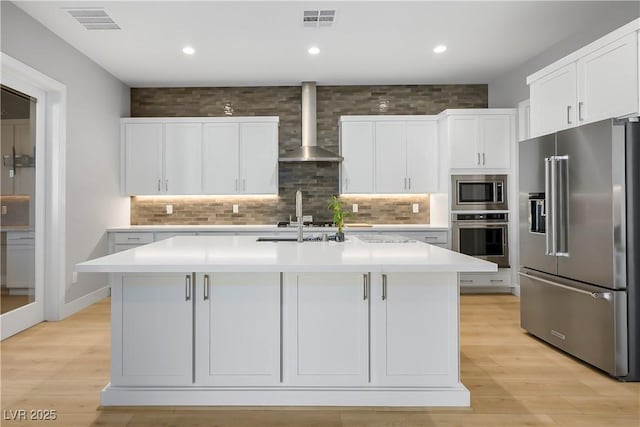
112,274,193,386
196,273,281,386
448,113,512,170
371,272,458,387
284,273,369,386
340,120,374,194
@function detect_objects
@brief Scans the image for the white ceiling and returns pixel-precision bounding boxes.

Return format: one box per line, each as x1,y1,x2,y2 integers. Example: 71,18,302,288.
13,1,636,87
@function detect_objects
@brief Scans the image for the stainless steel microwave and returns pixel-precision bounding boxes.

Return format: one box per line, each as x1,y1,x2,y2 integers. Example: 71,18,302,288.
451,174,508,211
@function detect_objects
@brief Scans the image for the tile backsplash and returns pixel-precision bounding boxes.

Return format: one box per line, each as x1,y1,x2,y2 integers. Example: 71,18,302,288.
129,84,487,225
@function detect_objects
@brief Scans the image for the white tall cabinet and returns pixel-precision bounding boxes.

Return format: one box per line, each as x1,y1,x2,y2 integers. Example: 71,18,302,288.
121,117,279,196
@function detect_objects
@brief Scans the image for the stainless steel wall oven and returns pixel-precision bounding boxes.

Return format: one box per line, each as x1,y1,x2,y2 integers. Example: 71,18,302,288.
452,213,510,268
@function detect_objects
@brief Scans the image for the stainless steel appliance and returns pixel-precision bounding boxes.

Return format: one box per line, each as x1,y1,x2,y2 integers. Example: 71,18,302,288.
519,118,639,381
451,174,508,211
452,212,509,268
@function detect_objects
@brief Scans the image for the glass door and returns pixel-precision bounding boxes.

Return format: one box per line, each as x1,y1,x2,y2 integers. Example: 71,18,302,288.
1,79,45,339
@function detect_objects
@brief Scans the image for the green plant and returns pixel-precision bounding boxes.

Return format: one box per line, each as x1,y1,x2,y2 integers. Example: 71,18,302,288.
327,196,351,234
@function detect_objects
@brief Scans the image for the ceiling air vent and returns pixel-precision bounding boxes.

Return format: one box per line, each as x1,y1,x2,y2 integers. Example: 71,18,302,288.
66,8,120,30
303,10,336,28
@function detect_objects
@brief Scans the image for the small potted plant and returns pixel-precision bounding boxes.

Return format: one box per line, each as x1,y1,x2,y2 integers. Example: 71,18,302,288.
328,195,350,242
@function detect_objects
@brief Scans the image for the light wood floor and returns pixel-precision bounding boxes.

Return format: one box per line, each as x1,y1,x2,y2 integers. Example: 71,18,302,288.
1,295,638,427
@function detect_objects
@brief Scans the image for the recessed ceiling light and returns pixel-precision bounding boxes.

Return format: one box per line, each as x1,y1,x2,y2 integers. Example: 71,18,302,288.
182,46,195,55
308,46,320,55
433,45,447,54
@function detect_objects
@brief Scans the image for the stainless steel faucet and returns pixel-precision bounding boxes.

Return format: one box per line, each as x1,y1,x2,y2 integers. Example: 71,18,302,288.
295,189,303,242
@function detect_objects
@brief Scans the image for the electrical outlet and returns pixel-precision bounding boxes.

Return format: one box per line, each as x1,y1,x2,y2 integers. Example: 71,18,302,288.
232,204,239,214
1,205,7,215
166,204,173,215
72,272,78,284
352,204,358,213
412,203,419,213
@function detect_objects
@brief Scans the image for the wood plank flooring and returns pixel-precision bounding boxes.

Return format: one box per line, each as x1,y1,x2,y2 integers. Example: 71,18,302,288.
1,295,638,426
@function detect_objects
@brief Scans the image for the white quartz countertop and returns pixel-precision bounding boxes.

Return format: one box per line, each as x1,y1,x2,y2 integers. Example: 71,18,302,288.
77,235,494,274
107,224,449,232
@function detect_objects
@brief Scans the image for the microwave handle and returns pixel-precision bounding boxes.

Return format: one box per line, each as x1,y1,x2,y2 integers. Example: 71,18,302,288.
495,182,503,203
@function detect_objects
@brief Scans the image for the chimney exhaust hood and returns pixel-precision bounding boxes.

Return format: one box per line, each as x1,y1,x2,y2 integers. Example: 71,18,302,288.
279,82,343,162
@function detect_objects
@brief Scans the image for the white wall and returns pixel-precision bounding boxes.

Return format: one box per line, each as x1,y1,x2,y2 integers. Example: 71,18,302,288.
1,2,130,306
489,4,640,108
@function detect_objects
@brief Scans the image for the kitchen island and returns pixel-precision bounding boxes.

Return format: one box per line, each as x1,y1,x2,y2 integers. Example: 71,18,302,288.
76,234,495,407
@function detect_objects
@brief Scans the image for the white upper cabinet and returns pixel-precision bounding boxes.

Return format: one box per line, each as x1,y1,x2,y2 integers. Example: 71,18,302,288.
240,122,278,194
164,123,202,194
122,117,279,196
340,121,374,194
340,116,439,195
528,21,639,137
374,121,407,193
202,123,240,194
530,63,577,137
577,32,638,124
446,112,513,170
124,123,163,195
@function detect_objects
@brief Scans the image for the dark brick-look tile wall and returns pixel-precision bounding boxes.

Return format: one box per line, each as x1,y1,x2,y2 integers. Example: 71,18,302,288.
130,84,487,225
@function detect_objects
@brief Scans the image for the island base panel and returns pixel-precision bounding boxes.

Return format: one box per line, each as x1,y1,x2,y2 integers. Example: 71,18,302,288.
100,383,470,407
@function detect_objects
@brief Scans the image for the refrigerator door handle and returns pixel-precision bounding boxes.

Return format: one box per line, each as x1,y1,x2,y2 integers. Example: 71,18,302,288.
544,157,555,256
518,272,611,301
555,155,570,257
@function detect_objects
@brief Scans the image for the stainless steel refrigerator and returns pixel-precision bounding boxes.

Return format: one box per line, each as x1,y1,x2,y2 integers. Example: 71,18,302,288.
519,117,639,381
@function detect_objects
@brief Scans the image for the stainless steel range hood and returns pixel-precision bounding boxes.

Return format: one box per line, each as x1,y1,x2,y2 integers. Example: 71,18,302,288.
279,82,343,162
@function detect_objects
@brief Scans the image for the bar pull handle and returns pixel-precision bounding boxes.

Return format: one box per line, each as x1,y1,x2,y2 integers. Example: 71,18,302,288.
404,177,407,190
408,177,411,189
157,179,161,192
127,237,140,241
578,102,584,122
185,275,191,301
363,274,368,300
555,155,570,257
204,274,210,301
382,274,387,300
482,153,486,166
165,179,169,192
544,157,555,256
567,105,572,125
518,273,612,301
477,152,481,165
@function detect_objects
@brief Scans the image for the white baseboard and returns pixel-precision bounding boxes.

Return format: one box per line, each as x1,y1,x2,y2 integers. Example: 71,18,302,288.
60,286,110,319
101,383,470,407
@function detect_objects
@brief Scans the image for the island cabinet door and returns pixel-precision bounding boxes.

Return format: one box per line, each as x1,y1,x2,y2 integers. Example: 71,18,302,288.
283,273,369,386
111,274,194,386
371,272,459,387
195,273,281,386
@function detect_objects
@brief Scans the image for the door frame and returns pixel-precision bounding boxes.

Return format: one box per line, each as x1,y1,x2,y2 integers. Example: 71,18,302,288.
1,53,67,339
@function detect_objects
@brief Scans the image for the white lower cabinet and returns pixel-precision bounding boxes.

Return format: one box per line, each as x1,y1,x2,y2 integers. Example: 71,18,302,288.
111,274,194,386
371,273,458,386
195,273,281,386
283,272,369,386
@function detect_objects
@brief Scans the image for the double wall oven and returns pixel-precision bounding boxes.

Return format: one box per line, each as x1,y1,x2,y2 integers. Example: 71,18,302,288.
451,174,510,268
